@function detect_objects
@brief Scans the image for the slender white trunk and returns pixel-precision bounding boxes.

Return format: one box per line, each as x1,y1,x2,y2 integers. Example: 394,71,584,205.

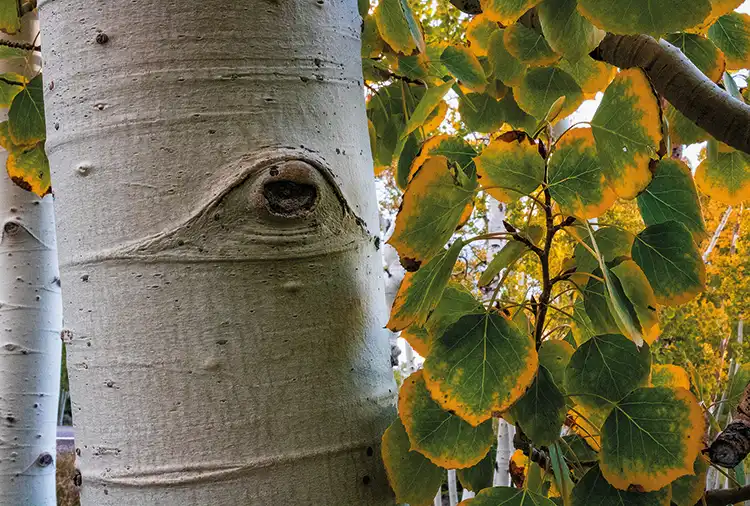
448,469,459,506
39,0,396,504
0,13,62,506
704,206,733,262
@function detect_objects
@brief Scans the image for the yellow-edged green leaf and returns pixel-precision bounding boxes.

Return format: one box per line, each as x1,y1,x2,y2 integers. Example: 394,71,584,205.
695,143,750,205
708,12,750,69
468,486,557,506
442,45,487,93
581,268,637,338
561,434,598,465
599,386,705,491
403,80,455,139
457,446,495,492
409,135,478,181
467,14,499,57
670,456,709,506
400,370,494,468
389,155,477,267
479,0,543,25
503,23,560,66
539,339,575,389
664,32,726,82
363,16,385,58
0,120,11,150
565,333,651,409
0,72,24,108
7,145,51,197
423,312,538,426
0,0,20,34
479,225,544,287
509,366,567,446
665,104,710,146
568,402,609,449
387,240,463,331
499,91,538,132
548,128,617,219
631,221,706,306
571,465,671,506
557,57,616,97
475,133,544,201
459,92,507,133
637,158,707,242
650,364,691,390
397,54,430,81
538,0,605,62
577,0,710,36
574,226,635,279
382,417,446,506
373,0,425,55
591,69,661,199
8,75,46,147
515,66,583,119
488,29,527,87
401,325,431,357
610,260,660,345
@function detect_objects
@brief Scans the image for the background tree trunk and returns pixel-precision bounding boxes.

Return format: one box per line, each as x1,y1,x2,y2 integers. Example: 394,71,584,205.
0,12,61,506
39,0,396,504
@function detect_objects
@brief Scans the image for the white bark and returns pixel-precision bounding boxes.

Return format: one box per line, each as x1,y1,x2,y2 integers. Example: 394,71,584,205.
703,206,733,262
461,488,475,500
0,13,61,506
39,0,396,504
447,469,459,506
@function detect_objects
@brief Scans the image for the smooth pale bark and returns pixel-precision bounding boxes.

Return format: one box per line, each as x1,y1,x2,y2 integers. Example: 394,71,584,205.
39,0,396,504
0,13,61,506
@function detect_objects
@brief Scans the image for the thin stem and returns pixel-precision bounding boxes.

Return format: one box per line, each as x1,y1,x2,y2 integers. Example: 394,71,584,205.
533,186,555,347
0,38,39,52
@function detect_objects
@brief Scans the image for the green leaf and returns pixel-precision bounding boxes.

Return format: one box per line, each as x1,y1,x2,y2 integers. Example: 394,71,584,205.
423,312,538,426
373,0,425,55
631,221,706,306
577,0,710,36
410,135,478,182
479,0,544,25
573,227,635,279
515,66,583,120
570,298,597,346
650,364,691,390
565,333,651,409
610,260,660,346
560,434,598,465
0,72,24,108
539,339,575,389
538,0,605,62
498,91,538,132
387,240,463,332
8,75,46,147
7,144,52,197
382,417,445,506
664,104,709,147
441,45,487,93
670,456,710,506
708,12,750,70
402,80,455,139
557,57,616,96
467,14,499,57
581,268,620,336
457,446,495,492
599,386,705,491
396,133,421,190
503,23,560,66
571,465,671,506
548,128,617,219
487,29,527,87
389,156,477,267
695,143,750,205
479,225,544,287
362,16,385,58
509,366,567,446
474,132,544,201
458,92,507,133
637,159,707,242
664,33,726,83
591,69,662,199
468,486,557,506
400,370,494,468
726,363,750,412
0,0,20,34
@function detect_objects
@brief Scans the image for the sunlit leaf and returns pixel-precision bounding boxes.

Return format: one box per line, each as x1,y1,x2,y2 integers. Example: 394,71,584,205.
457,446,495,491
487,29,527,87
610,260,660,345
382,417,445,506
571,465,671,506
670,456,709,506
568,402,608,449
409,135,477,181
0,0,20,34
539,339,575,389
571,297,597,346
442,45,487,93
7,144,51,197
374,0,425,55
574,226,635,280
389,155,477,267
664,33,726,82
548,128,617,219
400,370,494,468
479,225,544,287
468,486,557,506
577,0,710,36
650,364,691,390
479,0,543,25
459,92,507,133
582,270,621,335
664,104,710,149
637,159,707,242
591,69,662,199
708,12,750,69
538,0,605,62
467,14,499,56
565,333,651,409
504,23,560,66
474,133,544,201
509,366,567,446
631,221,706,306
599,387,705,491
557,57,616,97
8,75,46,147
403,80,455,139
423,312,538,426
725,363,750,412
695,143,750,205
515,66,583,120
0,72,25,108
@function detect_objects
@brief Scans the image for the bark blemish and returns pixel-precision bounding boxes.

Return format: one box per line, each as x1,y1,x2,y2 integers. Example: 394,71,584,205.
36,453,53,467
263,175,318,218
3,221,20,237
95,33,109,45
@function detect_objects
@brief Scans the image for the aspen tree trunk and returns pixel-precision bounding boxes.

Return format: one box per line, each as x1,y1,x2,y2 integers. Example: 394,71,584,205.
39,0,396,504
0,13,62,506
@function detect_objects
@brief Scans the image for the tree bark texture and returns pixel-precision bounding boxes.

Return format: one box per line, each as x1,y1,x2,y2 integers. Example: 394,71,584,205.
0,13,62,506
39,0,397,504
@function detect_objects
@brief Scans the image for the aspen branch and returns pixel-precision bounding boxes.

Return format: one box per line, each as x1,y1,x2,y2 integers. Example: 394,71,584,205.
700,484,750,506
708,381,750,469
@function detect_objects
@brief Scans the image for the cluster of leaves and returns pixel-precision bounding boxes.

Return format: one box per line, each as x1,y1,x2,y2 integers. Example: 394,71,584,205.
0,1,49,197
366,0,750,504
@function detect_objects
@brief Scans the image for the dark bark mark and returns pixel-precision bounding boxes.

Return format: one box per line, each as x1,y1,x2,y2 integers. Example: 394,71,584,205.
263,181,318,217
